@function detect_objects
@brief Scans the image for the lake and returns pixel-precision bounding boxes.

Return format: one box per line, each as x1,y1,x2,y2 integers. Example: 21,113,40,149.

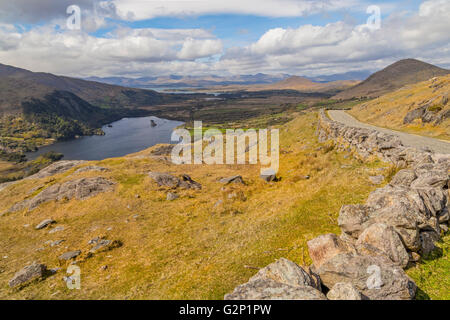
26,116,184,161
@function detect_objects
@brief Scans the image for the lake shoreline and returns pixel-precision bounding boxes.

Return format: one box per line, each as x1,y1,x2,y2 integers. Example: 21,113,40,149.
26,116,185,161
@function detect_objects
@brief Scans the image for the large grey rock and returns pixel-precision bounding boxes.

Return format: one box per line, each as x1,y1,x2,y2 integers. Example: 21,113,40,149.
89,239,121,254
9,262,47,288
35,219,55,230
219,175,245,185
419,232,439,257
403,106,426,124
307,234,350,268
411,166,448,189
249,258,317,289
28,161,85,179
326,282,363,300
317,253,417,300
74,166,109,174
390,169,417,187
148,172,201,190
58,250,81,261
9,177,116,212
356,223,409,268
367,204,420,251
338,205,373,238
224,279,326,300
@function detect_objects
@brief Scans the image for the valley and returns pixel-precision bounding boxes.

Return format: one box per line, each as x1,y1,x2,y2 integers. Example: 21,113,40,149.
0,58,449,300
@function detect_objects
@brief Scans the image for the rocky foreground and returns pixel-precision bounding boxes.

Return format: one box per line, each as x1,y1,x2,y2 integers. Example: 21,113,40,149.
225,109,449,300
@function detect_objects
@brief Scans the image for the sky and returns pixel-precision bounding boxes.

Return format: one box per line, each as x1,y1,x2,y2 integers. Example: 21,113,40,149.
0,0,449,78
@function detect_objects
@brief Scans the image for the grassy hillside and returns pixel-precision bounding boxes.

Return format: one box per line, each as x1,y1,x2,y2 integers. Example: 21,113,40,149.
334,59,449,100
349,75,450,140
0,111,447,299
0,111,389,299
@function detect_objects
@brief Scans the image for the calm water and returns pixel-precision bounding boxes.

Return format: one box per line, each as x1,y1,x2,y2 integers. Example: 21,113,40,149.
26,116,184,161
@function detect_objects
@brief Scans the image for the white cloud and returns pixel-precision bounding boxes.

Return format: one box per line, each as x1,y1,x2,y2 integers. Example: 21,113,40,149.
111,0,359,20
219,0,450,76
0,0,449,78
0,24,223,76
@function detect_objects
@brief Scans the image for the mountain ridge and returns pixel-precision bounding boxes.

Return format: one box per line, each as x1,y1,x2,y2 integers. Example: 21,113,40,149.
334,59,450,100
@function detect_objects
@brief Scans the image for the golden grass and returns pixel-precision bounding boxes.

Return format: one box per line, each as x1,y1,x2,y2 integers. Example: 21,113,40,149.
0,111,400,299
349,75,450,140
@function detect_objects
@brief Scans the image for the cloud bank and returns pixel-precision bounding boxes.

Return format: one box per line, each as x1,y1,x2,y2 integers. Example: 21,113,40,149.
0,0,448,77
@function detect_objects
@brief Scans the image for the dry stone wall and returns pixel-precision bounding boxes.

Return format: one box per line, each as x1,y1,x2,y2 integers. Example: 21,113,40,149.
225,109,449,300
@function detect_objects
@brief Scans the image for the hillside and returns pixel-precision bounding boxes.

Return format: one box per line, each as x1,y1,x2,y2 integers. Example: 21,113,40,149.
334,59,450,100
0,63,180,111
0,63,186,160
0,111,388,299
349,74,450,140
0,110,448,300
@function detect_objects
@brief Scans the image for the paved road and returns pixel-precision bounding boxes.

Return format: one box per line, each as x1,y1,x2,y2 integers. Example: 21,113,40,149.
328,110,450,154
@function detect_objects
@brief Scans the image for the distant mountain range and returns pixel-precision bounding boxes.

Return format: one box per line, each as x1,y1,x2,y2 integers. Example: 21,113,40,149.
334,59,450,100
84,71,372,90
84,73,292,89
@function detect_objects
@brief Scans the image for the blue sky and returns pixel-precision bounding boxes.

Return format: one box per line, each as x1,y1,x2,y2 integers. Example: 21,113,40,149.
0,0,448,77
94,0,423,49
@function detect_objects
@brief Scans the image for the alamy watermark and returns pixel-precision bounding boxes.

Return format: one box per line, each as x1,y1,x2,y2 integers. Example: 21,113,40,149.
366,5,381,30
171,121,279,174
65,265,81,290
66,5,81,30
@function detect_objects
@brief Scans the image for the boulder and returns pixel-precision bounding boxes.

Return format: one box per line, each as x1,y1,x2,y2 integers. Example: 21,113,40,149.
35,219,56,230
58,250,81,261
326,282,363,300
419,232,439,257
368,205,420,251
317,253,417,300
249,258,317,289
148,172,201,190
9,263,47,288
28,160,85,179
356,223,409,268
10,177,116,212
260,169,278,182
338,205,373,238
307,234,349,268
219,175,245,185
403,106,426,124
224,279,326,300
411,168,448,189
89,239,121,254
390,169,417,187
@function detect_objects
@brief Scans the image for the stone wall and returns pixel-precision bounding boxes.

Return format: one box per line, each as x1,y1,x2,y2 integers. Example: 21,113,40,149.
225,110,449,300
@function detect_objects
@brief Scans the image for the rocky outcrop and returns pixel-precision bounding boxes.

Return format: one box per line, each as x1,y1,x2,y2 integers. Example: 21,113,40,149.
35,219,56,230
219,175,245,185
28,161,86,179
9,263,48,288
316,253,417,300
225,258,326,300
225,278,327,300
74,166,109,174
326,282,363,300
226,110,449,300
148,172,202,190
0,160,85,193
8,177,116,212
